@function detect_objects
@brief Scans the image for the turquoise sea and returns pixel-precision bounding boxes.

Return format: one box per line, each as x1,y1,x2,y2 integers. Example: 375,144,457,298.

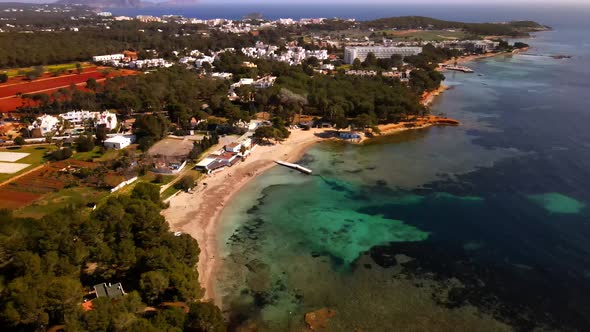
212,25,590,331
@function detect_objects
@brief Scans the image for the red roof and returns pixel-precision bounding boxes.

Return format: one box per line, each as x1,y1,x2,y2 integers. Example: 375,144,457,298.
217,152,237,160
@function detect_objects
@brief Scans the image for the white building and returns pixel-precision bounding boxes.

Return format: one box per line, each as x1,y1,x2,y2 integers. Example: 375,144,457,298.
129,58,173,69
92,54,124,62
241,44,328,66
236,78,254,86
240,137,253,149
474,40,500,52
113,16,133,21
224,142,242,153
179,57,196,64
253,76,276,89
194,56,215,68
60,111,118,130
344,46,423,64
305,49,329,60
104,135,136,150
30,114,60,135
94,111,118,130
136,15,161,23
320,63,335,71
278,18,295,25
96,12,112,17
211,72,233,79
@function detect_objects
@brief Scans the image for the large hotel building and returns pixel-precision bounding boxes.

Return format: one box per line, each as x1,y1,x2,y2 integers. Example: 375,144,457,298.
344,46,423,64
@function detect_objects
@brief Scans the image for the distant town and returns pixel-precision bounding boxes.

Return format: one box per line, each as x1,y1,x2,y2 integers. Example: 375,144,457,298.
0,3,538,207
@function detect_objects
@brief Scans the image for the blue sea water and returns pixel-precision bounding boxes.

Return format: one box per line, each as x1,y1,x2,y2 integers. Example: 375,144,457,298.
111,4,590,28
208,19,590,330
122,3,590,330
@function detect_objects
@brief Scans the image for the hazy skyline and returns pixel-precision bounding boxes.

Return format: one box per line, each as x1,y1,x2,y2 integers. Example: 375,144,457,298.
0,0,589,4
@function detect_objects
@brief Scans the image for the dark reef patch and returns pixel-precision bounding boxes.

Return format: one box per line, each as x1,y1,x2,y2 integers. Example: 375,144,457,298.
344,168,364,174
368,241,590,331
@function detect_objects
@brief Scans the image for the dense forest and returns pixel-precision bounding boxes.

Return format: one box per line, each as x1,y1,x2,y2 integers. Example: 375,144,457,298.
0,21,317,68
269,72,429,126
0,183,226,331
0,27,237,68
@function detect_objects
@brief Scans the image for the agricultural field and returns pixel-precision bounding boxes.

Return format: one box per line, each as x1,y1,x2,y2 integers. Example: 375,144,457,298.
0,158,96,209
0,66,137,112
340,29,467,41
0,145,52,183
0,144,192,216
14,186,108,219
0,69,105,98
386,29,467,41
70,146,121,162
0,143,162,217
1,62,93,78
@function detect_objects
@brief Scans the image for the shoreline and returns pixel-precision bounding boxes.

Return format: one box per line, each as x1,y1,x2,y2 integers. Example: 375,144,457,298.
422,84,449,106
440,47,529,68
355,115,459,144
161,129,323,304
162,53,472,306
162,117,460,306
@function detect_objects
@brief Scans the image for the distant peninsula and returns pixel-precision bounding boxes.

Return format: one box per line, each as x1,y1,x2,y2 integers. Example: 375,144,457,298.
362,16,550,37
55,0,142,8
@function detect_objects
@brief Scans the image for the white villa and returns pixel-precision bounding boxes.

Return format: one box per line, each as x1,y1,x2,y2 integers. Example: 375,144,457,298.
92,54,125,62
60,111,118,130
29,111,118,136
104,135,136,150
31,114,60,135
224,142,242,153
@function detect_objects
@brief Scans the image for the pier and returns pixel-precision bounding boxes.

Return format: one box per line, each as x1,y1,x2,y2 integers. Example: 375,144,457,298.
275,160,313,175
445,65,474,73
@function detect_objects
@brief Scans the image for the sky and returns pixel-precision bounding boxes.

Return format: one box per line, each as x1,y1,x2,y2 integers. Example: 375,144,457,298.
0,0,588,4
162,0,586,4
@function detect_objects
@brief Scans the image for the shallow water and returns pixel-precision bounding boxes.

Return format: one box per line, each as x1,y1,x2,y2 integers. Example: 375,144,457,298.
214,28,590,331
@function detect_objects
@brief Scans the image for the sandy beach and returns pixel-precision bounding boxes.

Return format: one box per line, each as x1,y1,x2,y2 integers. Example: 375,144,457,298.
441,52,503,66
162,118,460,305
422,85,449,106
162,64,462,305
161,128,324,304
440,47,529,67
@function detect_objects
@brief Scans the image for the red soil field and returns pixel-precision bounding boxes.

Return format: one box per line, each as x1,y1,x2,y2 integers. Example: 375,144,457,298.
0,190,41,209
0,98,26,112
1,66,99,86
0,71,106,98
0,67,137,112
